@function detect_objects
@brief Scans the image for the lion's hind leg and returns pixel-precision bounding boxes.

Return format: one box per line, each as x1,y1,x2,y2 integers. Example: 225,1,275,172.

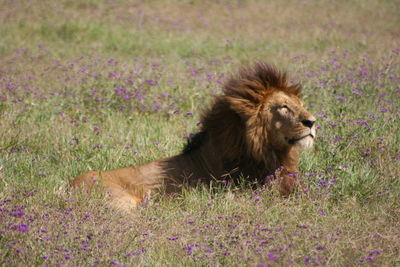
105,184,143,213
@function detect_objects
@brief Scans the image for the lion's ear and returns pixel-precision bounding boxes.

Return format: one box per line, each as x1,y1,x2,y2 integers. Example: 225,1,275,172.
288,84,302,97
225,96,258,119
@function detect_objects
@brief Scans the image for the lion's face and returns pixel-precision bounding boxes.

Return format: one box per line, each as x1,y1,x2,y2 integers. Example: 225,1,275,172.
265,91,316,150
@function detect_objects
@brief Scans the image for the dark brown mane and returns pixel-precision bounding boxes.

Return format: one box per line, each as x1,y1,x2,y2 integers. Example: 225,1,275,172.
182,131,208,154
223,62,301,102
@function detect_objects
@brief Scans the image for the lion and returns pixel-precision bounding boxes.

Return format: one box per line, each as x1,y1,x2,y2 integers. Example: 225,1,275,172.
71,62,316,212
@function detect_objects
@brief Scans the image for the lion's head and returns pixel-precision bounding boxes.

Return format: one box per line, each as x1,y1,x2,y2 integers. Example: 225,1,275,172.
202,62,316,164
264,90,316,151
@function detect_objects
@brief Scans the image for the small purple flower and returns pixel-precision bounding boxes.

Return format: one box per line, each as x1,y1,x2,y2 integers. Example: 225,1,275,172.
145,80,158,85
369,250,381,256
110,72,119,78
359,71,367,76
304,256,311,264
356,120,368,126
83,214,91,220
153,105,162,111
268,252,277,261
264,174,274,181
11,211,25,217
14,224,29,233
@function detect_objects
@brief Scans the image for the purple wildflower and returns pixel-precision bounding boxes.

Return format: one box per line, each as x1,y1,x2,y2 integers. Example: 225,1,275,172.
10,211,25,217
297,225,308,229
369,250,381,256
145,80,158,85
268,252,277,261
13,224,29,232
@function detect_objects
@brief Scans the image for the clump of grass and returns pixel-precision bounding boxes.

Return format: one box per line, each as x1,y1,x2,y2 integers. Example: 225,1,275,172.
0,0,399,266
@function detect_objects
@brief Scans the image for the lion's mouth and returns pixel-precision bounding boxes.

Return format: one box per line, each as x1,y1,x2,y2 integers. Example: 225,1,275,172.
287,134,314,145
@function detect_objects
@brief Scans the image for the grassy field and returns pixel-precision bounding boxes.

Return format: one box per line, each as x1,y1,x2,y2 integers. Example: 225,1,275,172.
0,0,399,266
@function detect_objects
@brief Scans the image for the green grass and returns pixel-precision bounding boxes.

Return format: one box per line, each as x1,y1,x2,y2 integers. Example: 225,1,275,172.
0,0,399,266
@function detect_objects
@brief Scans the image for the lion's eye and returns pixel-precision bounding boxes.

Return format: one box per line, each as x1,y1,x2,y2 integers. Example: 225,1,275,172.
277,105,292,117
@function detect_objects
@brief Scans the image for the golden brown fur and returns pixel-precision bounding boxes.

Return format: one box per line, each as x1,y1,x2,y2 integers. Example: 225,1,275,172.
71,62,316,212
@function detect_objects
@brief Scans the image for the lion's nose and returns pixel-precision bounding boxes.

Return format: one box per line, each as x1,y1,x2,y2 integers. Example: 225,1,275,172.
301,119,315,128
